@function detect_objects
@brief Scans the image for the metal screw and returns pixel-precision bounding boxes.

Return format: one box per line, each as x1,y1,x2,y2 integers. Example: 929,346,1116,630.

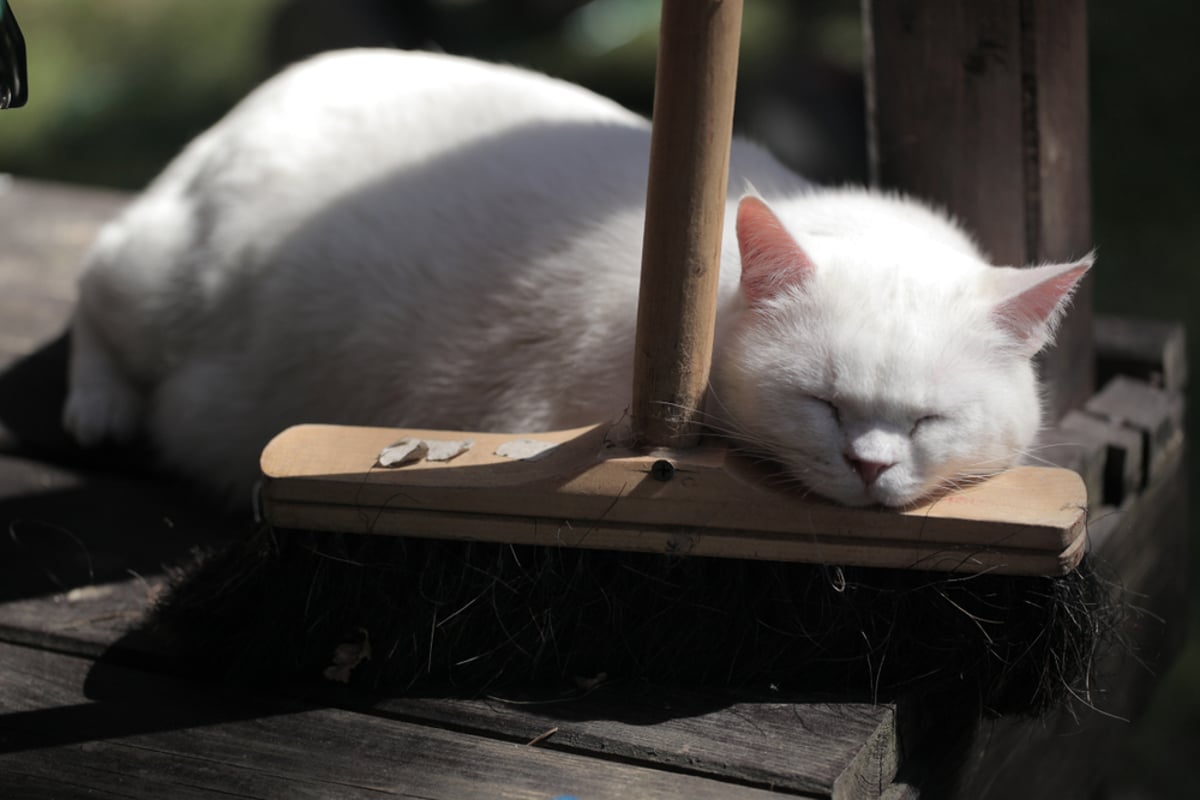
650,459,675,481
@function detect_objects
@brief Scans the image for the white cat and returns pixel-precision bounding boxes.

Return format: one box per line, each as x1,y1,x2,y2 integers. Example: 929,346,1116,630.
62,49,1090,508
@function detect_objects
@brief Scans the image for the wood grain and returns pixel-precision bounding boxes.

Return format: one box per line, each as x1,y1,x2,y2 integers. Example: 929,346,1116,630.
377,691,902,799
632,0,743,448
0,642,785,800
865,0,1028,264
1028,0,1093,415
0,573,910,800
261,422,1089,575
864,0,1093,420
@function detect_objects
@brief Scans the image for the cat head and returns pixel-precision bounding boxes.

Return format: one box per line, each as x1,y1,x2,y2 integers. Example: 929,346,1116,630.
711,194,1091,508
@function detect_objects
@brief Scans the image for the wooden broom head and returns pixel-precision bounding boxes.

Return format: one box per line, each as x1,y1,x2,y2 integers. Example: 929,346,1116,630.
260,422,1088,577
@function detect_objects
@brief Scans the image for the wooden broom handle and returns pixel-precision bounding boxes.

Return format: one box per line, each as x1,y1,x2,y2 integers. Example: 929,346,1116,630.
632,0,743,449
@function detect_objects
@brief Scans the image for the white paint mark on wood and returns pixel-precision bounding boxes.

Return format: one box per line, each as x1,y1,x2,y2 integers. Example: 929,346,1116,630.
378,438,472,467
495,439,559,461
425,439,473,462
378,438,428,467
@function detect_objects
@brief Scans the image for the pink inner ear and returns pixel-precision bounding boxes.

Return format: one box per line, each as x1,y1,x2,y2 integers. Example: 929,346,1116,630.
993,261,1091,350
736,196,815,305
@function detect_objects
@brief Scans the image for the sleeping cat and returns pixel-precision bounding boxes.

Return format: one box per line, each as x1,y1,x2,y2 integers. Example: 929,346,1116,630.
62,49,1090,508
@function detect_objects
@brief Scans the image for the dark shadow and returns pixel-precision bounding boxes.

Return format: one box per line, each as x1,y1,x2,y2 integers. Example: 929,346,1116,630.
0,332,243,606
0,483,240,604
0,331,154,472
0,645,293,755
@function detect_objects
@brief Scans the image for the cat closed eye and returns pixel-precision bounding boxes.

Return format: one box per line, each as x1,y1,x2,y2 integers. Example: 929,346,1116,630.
812,396,841,421
911,414,944,434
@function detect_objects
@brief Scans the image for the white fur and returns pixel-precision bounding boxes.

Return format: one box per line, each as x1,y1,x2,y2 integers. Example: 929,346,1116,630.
63,49,1088,507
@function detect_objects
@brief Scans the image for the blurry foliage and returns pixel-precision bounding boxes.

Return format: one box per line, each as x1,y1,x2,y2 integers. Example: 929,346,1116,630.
0,0,284,187
0,0,867,188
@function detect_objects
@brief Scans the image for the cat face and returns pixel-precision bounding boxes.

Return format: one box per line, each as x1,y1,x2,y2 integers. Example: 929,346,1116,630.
711,196,1090,508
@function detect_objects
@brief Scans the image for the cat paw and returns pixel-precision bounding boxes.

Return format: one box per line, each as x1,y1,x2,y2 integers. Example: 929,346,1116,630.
62,379,144,447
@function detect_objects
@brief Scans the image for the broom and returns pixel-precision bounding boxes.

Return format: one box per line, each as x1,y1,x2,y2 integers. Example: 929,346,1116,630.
151,0,1111,715
258,0,1087,578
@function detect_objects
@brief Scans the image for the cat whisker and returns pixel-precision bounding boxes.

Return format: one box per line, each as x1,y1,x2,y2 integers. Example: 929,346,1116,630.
1024,441,1083,452
649,398,777,449
1015,452,1066,469
930,468,1006,497
640,397,832,497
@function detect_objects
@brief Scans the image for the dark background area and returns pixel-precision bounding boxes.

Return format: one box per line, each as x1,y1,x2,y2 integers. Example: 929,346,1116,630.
1,1,1195,796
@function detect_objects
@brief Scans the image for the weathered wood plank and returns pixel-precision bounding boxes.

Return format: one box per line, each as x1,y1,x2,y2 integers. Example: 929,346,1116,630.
262,423,1089,576
0,576,164,659
0,178,125,367
1039,408,1146,510
375,690,902,799
0,642,788,800
1026,0,1093,415
1085,376,1185,485
864,0,1093,419
0,570,907,799
865,0,1027,264
1059,410,1143,507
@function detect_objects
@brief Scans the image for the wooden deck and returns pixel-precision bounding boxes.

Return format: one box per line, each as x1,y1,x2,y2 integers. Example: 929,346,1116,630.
0,177,1187,798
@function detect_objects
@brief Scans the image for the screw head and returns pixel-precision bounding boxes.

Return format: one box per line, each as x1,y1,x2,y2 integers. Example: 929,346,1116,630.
650,459,675,481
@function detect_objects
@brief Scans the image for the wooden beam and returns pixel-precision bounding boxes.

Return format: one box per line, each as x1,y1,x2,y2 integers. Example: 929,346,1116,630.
864,0,1093,419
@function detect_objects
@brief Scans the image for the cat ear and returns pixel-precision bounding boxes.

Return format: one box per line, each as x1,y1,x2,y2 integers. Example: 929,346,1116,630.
988,256,1093,354
736,196,816,305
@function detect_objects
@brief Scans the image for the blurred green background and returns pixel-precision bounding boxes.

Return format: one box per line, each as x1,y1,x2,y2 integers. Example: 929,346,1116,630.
1,1,1195,796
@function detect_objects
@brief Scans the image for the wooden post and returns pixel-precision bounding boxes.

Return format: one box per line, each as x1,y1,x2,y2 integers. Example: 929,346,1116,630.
864,0,1093,419
632,0,743,449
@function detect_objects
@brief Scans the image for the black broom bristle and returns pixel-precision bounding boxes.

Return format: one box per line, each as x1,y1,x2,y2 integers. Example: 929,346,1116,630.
148,523,1126,717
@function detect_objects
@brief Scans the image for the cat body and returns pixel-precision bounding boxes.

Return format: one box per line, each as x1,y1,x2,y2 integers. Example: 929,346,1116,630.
63,49,1089,507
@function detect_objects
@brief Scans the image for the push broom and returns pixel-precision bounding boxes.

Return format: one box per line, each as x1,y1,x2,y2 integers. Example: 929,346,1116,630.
258,0,1087,578
156,0,1107,712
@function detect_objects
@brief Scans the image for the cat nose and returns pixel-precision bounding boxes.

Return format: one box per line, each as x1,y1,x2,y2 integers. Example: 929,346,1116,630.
846,456,894,486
